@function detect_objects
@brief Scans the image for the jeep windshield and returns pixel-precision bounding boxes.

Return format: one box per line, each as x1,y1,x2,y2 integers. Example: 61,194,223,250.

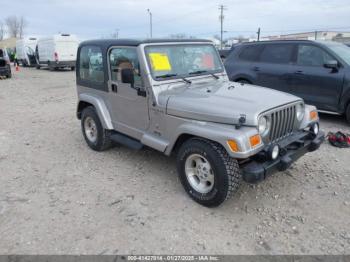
144,44,224,81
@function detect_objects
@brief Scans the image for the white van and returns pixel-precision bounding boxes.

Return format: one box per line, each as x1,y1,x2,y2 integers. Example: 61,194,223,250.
36,34,79,70
16,37,38,66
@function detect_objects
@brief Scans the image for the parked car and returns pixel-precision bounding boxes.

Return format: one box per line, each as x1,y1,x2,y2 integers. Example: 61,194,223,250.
0,48,12,78
224,40,350,123
16,37,38,66
218,49,231,61
36,34,79,70
75,39,324,207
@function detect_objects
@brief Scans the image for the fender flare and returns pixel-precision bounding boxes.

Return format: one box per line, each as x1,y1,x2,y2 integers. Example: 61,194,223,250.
164,121,261,159
78,93,113,130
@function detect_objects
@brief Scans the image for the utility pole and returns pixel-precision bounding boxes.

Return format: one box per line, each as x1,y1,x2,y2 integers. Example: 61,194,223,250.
314,30,317,40
257,27,261,41
219,5,227,50
115,29,119,39
147,9,153,38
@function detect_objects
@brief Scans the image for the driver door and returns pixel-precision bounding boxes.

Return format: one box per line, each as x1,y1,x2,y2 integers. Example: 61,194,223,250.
108,47,149,138
288,44,344,111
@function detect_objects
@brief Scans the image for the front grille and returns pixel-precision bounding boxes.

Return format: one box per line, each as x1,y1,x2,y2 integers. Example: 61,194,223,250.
267,105,297,143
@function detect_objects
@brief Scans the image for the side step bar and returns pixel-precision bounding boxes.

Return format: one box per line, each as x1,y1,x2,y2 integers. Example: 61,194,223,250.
110,132,143,150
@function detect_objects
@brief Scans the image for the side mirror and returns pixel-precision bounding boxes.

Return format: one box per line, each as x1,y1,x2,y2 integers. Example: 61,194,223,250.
121,68,134,87
324,60,338,70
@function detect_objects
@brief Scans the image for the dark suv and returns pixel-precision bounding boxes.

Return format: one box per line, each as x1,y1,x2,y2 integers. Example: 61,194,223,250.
224,40,350,123
0,48,11,78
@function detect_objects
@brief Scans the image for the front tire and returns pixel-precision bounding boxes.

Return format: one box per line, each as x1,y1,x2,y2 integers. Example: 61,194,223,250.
177,138,242,207
81,106,112,151
346,103,350,124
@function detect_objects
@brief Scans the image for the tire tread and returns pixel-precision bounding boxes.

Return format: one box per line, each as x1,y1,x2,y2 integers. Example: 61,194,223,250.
195,138,241,200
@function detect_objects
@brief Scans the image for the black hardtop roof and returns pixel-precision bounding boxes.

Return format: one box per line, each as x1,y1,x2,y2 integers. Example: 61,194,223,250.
79,38,213,48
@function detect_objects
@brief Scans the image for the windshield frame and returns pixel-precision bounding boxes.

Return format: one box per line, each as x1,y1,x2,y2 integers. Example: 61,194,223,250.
143,43,225,82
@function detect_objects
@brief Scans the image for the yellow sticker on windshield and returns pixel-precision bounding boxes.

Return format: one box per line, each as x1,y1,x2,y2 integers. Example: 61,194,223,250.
149,53,171,71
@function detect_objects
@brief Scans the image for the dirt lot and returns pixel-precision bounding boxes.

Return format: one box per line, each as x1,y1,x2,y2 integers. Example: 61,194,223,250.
0,66,349,255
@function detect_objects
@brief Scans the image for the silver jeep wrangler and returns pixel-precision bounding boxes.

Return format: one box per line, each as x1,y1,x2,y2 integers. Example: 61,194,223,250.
76,39,324,207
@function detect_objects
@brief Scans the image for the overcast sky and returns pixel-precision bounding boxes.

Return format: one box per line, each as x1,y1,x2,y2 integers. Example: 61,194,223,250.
2,0,350,40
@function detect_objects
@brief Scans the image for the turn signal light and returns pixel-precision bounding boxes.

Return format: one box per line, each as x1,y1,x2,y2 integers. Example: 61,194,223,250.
250,134,261,148
310,110,318,121
227,140,239,152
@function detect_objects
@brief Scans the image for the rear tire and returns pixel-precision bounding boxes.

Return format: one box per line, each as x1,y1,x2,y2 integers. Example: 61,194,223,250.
71,66,75,71
177,138,242,207
81,106,113,151
36,65,41,69
6,65,11,78
346,103,350,124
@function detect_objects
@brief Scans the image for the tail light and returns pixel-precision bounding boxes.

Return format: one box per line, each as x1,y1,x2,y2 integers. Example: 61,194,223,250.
54,52,59,61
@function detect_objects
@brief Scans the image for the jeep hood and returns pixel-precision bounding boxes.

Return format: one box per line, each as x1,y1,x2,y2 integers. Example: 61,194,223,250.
163,80,302,126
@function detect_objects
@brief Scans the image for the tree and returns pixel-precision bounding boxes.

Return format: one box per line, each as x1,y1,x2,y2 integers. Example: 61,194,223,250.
0,21,4,40
213,34,221,41
5,15,27,38
19,16,27,38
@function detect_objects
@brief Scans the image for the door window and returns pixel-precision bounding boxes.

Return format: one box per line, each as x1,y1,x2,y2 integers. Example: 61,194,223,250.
109,47,141,87
239,45,263,61
260,44,294,64
79,46,104,82
297,45,334,66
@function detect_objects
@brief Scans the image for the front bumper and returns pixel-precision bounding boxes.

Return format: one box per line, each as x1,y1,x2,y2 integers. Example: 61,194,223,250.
53,61,76,68
242,130,325,183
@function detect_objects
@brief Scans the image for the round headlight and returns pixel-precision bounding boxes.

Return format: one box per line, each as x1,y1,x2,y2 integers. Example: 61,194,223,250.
296,103,305,121
258,116,268,134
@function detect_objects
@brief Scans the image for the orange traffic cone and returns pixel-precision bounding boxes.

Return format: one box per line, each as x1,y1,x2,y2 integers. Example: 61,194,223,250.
16,65,19,71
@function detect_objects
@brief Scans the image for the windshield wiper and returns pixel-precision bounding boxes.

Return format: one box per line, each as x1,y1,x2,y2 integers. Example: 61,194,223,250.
189,70,219,80
181,77,192,84
156,73,178,79
156,73,191,84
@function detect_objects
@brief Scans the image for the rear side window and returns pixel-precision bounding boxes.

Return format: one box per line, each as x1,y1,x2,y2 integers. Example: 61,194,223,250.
239,45,263,61
79,46,104,83
260,44,294,64
297,45,333,66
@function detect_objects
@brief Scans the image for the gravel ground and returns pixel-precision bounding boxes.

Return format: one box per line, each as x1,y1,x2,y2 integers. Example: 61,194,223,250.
0,66,349,255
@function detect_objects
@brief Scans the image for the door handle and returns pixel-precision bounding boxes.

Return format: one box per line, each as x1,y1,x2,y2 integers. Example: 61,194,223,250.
294,70,303,75
111,83,118,92
253,66,260,72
